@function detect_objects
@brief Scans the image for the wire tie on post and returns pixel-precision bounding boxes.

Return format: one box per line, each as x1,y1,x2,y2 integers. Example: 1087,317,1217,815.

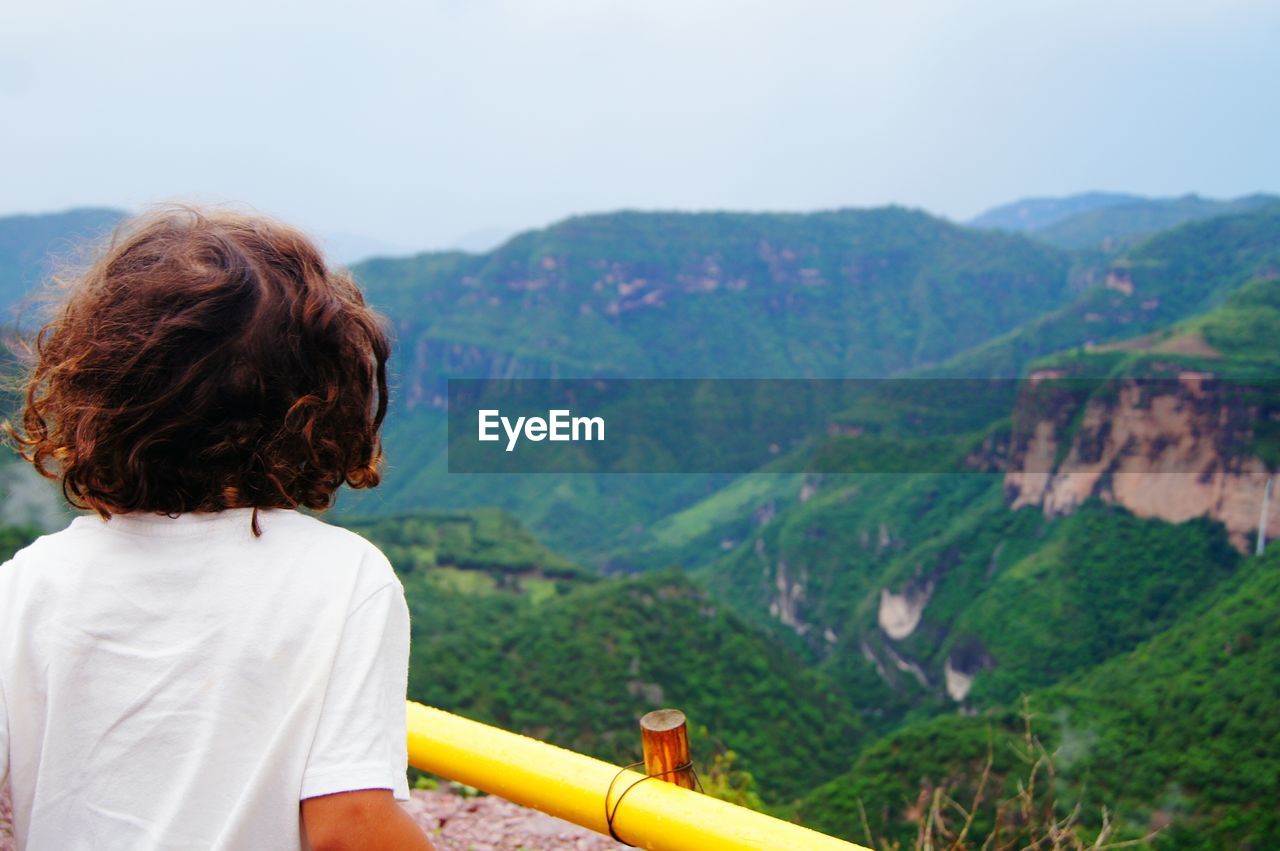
603,759,703,846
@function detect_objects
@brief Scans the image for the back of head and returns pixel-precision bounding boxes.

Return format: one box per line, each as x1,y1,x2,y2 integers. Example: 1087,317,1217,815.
5,206,391,518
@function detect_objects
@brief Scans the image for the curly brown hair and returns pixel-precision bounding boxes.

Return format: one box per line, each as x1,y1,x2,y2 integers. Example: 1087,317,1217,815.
3,207,390,527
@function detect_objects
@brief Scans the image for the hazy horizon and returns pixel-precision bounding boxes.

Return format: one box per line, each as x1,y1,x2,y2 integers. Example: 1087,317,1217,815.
3,188,1273,260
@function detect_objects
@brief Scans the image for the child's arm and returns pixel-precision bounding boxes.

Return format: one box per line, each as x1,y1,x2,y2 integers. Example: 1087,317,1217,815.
300,559,423,846
301,789,435,851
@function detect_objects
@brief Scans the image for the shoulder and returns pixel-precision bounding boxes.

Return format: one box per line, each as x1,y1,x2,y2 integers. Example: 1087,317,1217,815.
264,510,400,592
2,517,94,570
0,518,99,603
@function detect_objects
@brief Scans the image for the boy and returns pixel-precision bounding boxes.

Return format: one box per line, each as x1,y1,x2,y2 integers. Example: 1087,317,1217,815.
0,208,435,850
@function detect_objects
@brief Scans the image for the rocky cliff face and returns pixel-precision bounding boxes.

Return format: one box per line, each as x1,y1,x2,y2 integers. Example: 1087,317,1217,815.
1004,373,1279,551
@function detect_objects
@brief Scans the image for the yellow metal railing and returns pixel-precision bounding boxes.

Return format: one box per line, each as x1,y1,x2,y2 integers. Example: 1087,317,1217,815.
406,701,870,851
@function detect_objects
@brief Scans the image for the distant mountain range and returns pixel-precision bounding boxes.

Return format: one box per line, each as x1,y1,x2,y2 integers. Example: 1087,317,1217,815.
970,191,1147,231
0,207,424,296
970,191,1279,252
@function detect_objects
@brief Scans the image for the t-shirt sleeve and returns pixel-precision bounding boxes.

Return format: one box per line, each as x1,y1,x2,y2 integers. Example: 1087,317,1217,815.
300,577,412,801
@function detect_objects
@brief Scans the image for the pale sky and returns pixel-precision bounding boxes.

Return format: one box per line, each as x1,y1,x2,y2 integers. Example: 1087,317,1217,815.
2,0,1277,255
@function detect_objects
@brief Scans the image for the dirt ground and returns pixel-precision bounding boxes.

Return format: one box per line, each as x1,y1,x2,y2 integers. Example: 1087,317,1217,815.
0,784,625,850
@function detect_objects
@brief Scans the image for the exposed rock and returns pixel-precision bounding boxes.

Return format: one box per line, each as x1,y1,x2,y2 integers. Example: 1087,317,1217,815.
1005,378,1280,551
1005,420,1059,510
944,656,975,701
768,559,810,635
1104,270,1134,295
878,579,934,640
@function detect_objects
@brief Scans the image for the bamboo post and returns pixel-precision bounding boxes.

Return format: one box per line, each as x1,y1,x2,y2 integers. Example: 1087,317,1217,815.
640,708,698,790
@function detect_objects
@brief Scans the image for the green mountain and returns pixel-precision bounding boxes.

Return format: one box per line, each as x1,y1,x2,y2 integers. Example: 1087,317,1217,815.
933,202,1280,378
356,207,1071,383
695,269,1279,687
1120,274,1280,376
675,274,1280,844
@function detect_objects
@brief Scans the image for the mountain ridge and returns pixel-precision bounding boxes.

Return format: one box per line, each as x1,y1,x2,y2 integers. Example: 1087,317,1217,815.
970,191,1279,253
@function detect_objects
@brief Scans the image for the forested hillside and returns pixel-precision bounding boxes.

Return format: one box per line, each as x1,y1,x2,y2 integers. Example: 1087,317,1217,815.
346,206,1076,555
347,509,865,802
356,207,1071,385
798,544,1280,848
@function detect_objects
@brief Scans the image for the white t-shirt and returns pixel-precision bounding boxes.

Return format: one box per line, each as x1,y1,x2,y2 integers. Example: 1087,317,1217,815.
0,507,412,850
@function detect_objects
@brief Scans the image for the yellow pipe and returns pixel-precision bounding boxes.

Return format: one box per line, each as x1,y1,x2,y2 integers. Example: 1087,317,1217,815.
406,701,870,851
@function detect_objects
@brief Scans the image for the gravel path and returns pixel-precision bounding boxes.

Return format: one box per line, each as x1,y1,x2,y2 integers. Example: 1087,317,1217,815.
0,784,625,850
403,788,626,851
